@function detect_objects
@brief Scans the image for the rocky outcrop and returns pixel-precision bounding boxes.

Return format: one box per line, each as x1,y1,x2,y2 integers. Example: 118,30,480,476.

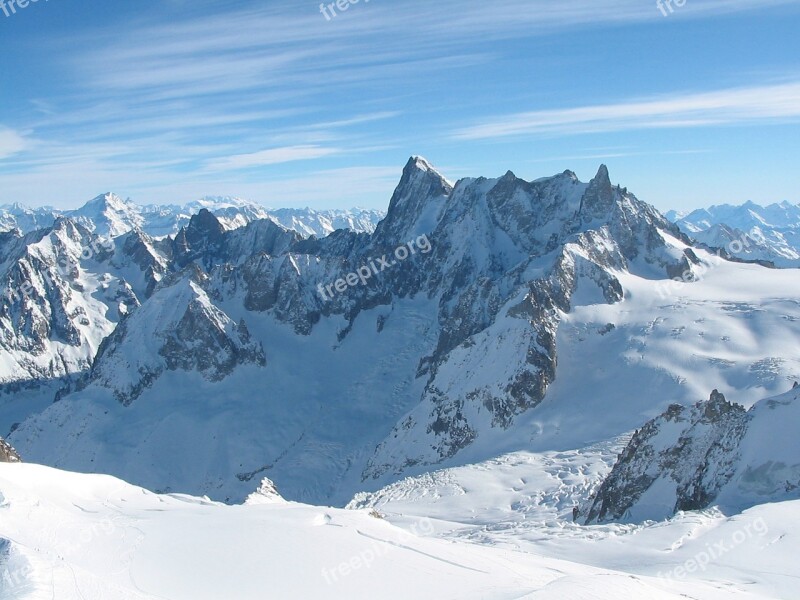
244,477,285,504
0,436,20,462
585,387,800,523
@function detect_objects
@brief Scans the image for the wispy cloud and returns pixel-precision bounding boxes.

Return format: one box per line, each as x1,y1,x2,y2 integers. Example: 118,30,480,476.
453,82,800,140
0,127,27,159
205,145,340,171
526,149,711,164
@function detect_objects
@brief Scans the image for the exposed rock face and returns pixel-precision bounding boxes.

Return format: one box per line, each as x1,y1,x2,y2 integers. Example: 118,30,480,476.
113,229,171,298
0,219,118,389
585,387,800,523
86,270,265,406
173,209,227,269
0,436,20,462
174,210,302,270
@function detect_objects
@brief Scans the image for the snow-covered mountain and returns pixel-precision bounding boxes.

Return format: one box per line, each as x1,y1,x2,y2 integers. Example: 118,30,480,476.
68,193,147,238
4,157,799,509
585,385,800,523
0,219,120,391
0,197,385,240
666,201,800,267
265,207,386,238
0,203,62,234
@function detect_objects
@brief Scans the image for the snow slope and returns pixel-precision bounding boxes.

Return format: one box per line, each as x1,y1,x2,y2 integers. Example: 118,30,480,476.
1,463,795,600
347,446,799,599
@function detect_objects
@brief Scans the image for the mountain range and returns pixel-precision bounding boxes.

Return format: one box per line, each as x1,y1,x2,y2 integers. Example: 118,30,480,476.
1,157,799,599
1,157,797,512
666,201,800,267
0,195,384,240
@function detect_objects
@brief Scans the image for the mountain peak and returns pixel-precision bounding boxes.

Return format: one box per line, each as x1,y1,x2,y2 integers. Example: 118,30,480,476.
408,155,435,172
578,164,616,219
83,192,128,211
400,156,451,185
188,208,225,235
594,164,611,187
381,157,453,236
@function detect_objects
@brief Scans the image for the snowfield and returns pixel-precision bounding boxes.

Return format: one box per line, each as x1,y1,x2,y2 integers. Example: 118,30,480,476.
1,463,798,599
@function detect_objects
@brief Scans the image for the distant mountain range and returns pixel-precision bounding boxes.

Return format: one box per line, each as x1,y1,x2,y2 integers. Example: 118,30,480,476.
666,201,800,267
0,195,385,240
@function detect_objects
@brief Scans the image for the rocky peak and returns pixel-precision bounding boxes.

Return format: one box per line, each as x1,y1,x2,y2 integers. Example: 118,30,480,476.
245,477,286,504
86,274,265,406
584,390,752,523
186,209,226,240
377,156,452,241
703,389,738,420
578,164,615,220
50,216,92,240
173,209,226,268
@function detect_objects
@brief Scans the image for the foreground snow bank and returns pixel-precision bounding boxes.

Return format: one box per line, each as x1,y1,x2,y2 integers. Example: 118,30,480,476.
0,463,775,599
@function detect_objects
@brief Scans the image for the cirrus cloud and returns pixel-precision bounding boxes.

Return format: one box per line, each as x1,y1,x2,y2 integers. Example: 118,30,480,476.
453,82,800,140
204,145,341,171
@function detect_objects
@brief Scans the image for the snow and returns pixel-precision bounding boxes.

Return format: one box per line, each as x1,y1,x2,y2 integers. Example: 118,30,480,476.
348,448,800,599
2,463,797,599
1,462,797,599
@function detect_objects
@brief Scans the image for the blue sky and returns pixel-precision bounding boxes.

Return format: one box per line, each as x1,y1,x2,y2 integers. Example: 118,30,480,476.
1,0,799,211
